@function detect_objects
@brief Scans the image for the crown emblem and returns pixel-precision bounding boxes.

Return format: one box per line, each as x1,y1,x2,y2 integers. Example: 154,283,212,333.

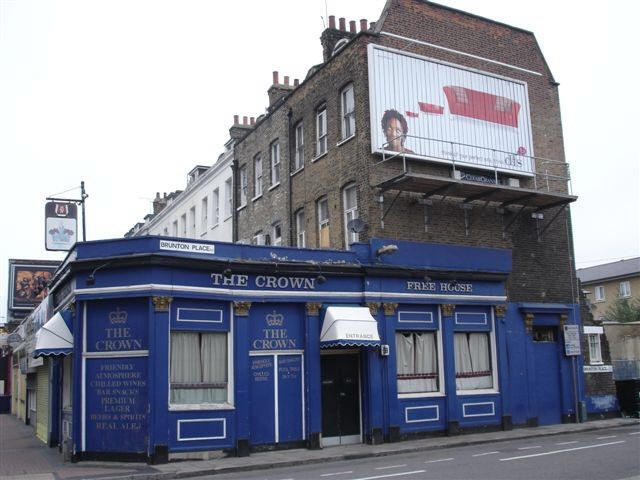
109,307,128,325
266,310,284,327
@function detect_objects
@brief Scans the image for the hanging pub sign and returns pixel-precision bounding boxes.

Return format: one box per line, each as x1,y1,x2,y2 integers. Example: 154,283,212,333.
45,201,77,251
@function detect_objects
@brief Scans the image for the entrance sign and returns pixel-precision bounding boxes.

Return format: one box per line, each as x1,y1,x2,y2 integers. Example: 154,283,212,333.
563,325,581,356
45,202,77,251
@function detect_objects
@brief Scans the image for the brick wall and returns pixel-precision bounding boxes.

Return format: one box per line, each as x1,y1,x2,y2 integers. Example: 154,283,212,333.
234,0,578,303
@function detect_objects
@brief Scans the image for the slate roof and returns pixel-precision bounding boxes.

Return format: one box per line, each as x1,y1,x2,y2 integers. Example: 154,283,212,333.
577,257,640,284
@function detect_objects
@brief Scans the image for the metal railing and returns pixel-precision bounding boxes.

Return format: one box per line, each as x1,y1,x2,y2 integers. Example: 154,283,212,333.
374,135,572,195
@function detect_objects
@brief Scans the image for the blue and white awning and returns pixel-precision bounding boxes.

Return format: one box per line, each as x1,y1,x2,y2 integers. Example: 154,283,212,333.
320,306,381,348
33,311,73,357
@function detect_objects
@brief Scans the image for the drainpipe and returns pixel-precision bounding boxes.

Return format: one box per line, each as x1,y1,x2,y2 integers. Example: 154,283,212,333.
232,155,238,242
287,108,294,246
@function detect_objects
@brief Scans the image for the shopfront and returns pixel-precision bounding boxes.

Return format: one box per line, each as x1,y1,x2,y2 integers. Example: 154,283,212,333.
44,236,585,462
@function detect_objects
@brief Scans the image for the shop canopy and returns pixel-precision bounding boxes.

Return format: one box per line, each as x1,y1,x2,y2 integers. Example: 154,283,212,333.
320,306,381,348
33,311,73,357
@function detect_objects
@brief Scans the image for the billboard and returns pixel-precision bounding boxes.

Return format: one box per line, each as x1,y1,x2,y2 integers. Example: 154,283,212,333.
45,201,77,251
368,45,535,176
8,261,58,311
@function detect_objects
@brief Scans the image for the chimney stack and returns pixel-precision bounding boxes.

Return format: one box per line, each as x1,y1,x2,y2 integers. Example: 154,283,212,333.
329,15,336,29
243,116,248,125
370,21,376,30
360,19,368,31
294,78,299,86
272,71,279,85
250,117,255,125
284,75,289,86
233,114,239,125
339,17,346,31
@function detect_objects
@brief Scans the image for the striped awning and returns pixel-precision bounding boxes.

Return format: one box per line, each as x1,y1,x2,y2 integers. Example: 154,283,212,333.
33,311,73,357
320,306,381,348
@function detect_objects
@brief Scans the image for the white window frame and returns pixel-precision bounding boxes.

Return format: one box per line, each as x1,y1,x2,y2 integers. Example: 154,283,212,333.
454,312,499,395
341,83,355,139
224,178,232,219
594,285,605,302
295,209,305,248
619,281,631,298
239,164,248,207
316,106,327,157
212,188,220,226
588,333,603,364
396,328,445,399
343,183,359,246
200,197,208,234
180,213,187,237
317,197,329,248
270,141,280,187
294,122,304,171
272,222,282,246
168,330,233,410
189,206,196,237
254,155,263,199
172,220,178,236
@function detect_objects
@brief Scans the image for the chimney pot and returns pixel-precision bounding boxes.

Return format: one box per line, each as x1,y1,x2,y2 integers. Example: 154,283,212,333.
339,17,346,31
272,71,279,85
294,78,299,86
349,20,356,33
233,114,239,124
250,117,255,125
329,15,336,29
243,116,248,125
155,192,160,199
360,19,367,31
284,75,290,86
370,21,376,30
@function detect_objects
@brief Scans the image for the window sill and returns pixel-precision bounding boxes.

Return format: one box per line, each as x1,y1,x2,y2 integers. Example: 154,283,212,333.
398,392,445,399
456,388,499,396
336,134,355,147
589,361,604,366
169,403,235,411
312,152,328,163
290,166,304,177
236,204,246,212
268,183,280,192
252,194,263,202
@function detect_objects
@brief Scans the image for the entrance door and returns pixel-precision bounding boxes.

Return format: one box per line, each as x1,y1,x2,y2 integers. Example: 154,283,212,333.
250,353,304,445
321,354,360,446
533,327,563,425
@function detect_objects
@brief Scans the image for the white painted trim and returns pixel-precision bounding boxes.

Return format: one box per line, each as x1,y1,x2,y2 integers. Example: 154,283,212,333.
455,312,488,326
82,302,86,452
379,32,543,76
398,311,434,324
177,418,226,441
405,405,439,423
83,350,149,358
462,401,495,418
169,403,235,411
398,392,445,399
176,307,223,324
249,349,305,356
74,284,506,303
274,356,279,443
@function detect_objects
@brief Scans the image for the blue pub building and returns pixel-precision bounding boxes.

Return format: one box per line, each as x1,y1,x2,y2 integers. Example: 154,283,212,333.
44,236,585,462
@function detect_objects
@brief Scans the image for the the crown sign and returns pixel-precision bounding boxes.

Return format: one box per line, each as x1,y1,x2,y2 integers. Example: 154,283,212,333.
109,307,128,325
266,310,284,327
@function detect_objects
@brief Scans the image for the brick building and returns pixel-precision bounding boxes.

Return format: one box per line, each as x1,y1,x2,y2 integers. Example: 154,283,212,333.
233,0,577,307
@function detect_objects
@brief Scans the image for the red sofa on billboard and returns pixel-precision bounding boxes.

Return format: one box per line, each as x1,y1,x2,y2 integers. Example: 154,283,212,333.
443,86,520,128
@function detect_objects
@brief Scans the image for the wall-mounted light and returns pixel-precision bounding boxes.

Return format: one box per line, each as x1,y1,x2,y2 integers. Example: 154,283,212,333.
86,262,112,286
376,244,399,258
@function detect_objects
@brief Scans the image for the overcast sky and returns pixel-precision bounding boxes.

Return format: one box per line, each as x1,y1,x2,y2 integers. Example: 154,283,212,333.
1,0,638,323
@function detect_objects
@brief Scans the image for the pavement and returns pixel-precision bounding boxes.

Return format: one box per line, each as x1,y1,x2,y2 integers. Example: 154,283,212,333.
1,413,638,480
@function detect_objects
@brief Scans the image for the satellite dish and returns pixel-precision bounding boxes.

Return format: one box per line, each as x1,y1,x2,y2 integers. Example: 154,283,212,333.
347,218,368,233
